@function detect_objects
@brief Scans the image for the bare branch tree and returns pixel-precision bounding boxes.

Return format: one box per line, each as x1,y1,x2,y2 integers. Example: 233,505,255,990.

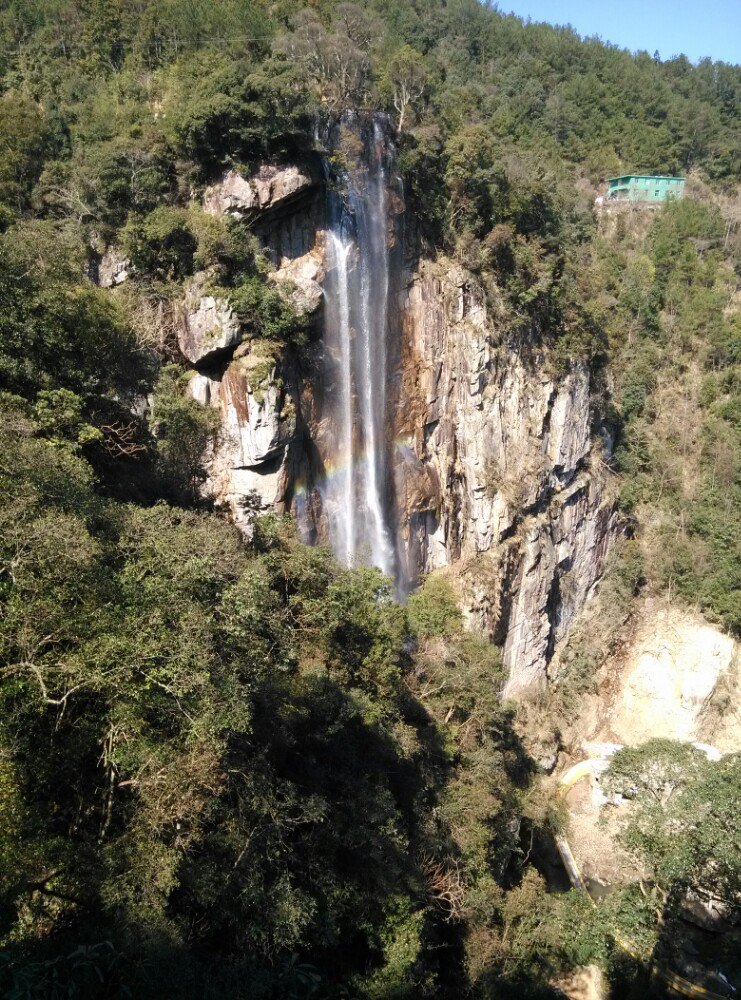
420,853,466,921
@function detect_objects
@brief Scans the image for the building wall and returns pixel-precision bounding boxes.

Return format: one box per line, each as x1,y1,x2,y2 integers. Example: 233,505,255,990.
607,176,685,202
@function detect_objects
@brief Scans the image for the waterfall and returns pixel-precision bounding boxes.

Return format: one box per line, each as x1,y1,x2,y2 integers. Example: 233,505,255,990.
321,113,399,579
327,232,355,566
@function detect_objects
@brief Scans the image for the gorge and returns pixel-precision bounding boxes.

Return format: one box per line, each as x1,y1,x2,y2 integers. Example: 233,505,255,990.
2,5,738,995
186,111,621,696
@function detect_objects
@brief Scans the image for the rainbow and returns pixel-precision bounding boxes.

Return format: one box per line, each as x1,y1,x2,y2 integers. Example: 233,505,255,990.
291,435,417,499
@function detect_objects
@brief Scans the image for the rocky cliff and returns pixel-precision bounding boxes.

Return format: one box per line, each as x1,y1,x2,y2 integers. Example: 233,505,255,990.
180,164,323,531
178,161,622,696
393,262,621,695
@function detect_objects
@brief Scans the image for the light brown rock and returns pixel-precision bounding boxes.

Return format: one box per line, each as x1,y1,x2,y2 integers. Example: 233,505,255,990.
203,165,315,218
551,964,606,1000
604,601,739,751
271,251,325,316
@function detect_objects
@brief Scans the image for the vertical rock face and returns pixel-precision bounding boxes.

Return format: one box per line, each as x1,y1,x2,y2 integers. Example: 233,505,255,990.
393,262,621,695
181,164,324,532
500,480,618,695
188,345,299,530
185,161,622,694
96,247,130,287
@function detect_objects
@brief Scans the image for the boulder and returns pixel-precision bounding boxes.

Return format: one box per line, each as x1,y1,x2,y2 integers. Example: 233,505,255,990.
178,275,242,366
203,165,315,219
272,251,325,316
218,350,291,468
98,247,130,287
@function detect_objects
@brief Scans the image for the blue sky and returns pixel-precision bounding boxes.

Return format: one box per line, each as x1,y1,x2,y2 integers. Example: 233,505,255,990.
500,0,741,64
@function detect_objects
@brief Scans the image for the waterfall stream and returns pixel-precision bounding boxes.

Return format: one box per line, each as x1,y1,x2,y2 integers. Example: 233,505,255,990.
321,113,399,579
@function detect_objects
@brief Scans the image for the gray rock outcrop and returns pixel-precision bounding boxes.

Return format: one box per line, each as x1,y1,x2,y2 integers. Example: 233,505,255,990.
394,261,621,696
182,163,323,530
178,274,242,366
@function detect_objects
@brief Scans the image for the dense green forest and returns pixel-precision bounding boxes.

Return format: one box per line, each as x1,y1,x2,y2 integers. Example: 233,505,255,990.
0,0,739,996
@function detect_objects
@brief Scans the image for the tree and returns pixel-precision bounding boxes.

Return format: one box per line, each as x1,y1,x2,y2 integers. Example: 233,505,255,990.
603,739,707,806
0,220,148,404
381,45,429,134
604,742,741,908
408,573,462,639
276,9,368,109
0,93,51,213
149,365,219,501
122,205,197,280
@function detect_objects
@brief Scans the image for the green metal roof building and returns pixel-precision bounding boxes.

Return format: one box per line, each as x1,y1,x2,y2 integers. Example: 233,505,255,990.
607,175,685,203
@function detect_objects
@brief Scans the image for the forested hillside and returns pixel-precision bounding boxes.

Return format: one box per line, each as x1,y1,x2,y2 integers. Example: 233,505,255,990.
0,1,739,997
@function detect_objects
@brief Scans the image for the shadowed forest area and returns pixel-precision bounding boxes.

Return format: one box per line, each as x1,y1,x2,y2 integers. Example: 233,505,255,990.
0,0,739,996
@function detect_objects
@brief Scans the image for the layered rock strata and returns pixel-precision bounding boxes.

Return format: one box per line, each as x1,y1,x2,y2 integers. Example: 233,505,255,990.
393,262,621,696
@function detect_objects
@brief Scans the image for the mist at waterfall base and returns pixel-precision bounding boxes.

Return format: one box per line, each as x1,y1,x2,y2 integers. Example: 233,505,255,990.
314,113,402,584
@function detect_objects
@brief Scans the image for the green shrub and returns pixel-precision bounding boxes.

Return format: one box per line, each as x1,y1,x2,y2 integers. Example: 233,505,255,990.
0,93,55,211
407,574,463,639
229,275,307,343
122,205,197,280
149,364,219,500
